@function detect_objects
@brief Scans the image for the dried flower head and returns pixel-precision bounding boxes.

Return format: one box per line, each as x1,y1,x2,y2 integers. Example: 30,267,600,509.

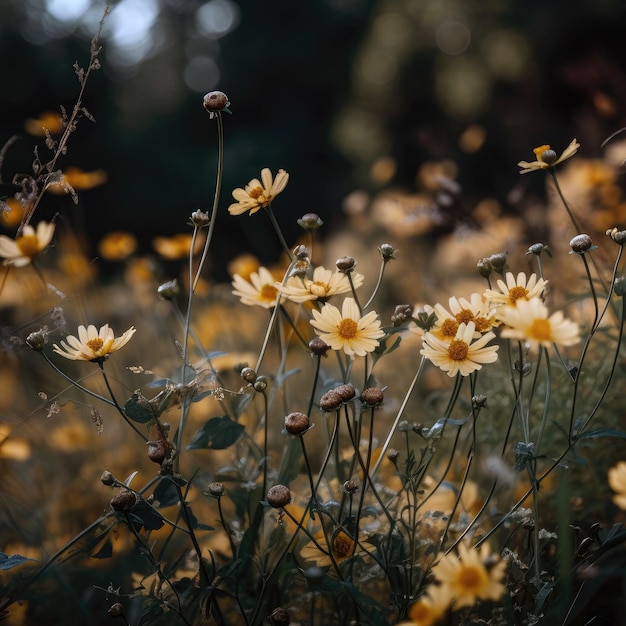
308,337,330,356
228,168,289,216
319,390,343,412
518,139,580,174
284,412,310,435
360,387,385,407
203,90,230,116
0,221,55,267
207,482,225,497
110,489,137,512
569,233,594,254
52,324,136,362
266,484,291,508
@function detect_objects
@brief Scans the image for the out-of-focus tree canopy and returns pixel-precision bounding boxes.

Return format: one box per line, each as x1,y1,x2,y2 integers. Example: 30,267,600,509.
2,0,626,276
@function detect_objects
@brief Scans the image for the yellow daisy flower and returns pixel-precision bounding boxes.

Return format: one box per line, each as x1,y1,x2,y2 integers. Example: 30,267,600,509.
98,231,138,261
518,138,580,174
429,293,497,341
310,297,384,357
232,266,284,308
277,266,364,303
0,221,55,267
497,298,580,348
484,272,548,308
228,168,289,216
300,528,356,567
608,461,626,510
431,542,507,608
420,321,498,377
52,324,136,362
399,588,451,626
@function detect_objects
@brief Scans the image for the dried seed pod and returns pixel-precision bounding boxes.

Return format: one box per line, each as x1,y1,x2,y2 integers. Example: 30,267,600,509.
266,484,291,508
284,412,310,435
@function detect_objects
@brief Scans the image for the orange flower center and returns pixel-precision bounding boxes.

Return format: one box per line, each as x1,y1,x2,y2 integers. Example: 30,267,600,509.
249,186,264,200
310,281,329,296
408,600,434,621
474,316,491,333
333,531,354,559
86,338,104,352
458,565,485,591
440,318,459,337
507,286,528,305
259,284,278,302
448,339,469,361
533,144,551,160
338,318,358,340
455,309,474,325
16,234,41,258
529,318,552,341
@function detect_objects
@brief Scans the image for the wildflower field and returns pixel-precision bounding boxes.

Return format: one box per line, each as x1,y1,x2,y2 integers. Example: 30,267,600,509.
2,4,626,626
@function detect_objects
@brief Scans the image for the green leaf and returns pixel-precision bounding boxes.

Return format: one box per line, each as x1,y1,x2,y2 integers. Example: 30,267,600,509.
187,415,245,450
124,391,155,424
153,477,180,508
90,539,113,559
129,501,165,531
577,428,626,440
0,553,32,570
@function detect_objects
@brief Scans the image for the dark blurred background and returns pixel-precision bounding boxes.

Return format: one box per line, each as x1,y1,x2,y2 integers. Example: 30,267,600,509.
2,0,626,279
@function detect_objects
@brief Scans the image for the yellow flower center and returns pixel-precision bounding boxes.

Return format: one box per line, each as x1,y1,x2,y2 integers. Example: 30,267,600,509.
259,284,278,302
310,281,329,297
533,144,551,160
16,234,41,258
249,186,264,200
86,338,104,353
332,531,354,559
529,318,552,341
448,339,469,361
457,564,486,592
474,316,491,333
440,318,459,337
338,318,358,339
409,600,434,622
455,309,474,325
507,286,528,305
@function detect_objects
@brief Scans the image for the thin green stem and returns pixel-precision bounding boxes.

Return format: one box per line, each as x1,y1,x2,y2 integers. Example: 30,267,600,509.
264,204,293,261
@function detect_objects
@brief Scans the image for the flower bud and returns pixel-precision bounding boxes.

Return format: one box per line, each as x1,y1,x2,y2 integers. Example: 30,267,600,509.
108,603,125,618
270,607,291,626
190,209,210,227
266,484,291,508
26,328,48,350
284,412,310,435
488,252,507,271
297,213,323,230
378,243,395,260
472,394,488,409
157,279,180,300
110,490,137,512
334,384,356,402
304,565,324,585
607,227,626,245
336,256,355,272
527,242,551,257
203,90,230,115
386,448,399,464
253,376,268,392
391,304,413,327
342,479,359,494
147,439,173,465
540,149,557,164
319,390,343,412
101,470,115,486
477,257,492,278
360,387,384,407
569,233,593,254
240,367,257,383
293,244,310,260
207,482,225,497
309,337,330,356
614,276,626,297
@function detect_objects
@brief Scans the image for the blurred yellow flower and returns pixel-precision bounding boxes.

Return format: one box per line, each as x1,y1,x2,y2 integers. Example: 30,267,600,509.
607,461,626,510
277,266,364,303
227,253,261,281
518,138,579,174
399,588,451,626
152,233,204,260
421,321,498,377
232,266,284,308
98,231,138,261
228,168,289,216
431,542,507,608
484,272,548,308
46,167,108,194
300,528,356,567
0,221,55,267
53,324,136,362
310,297,384,357
497,298,580,348
1,198,27,228
24,111,64,136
